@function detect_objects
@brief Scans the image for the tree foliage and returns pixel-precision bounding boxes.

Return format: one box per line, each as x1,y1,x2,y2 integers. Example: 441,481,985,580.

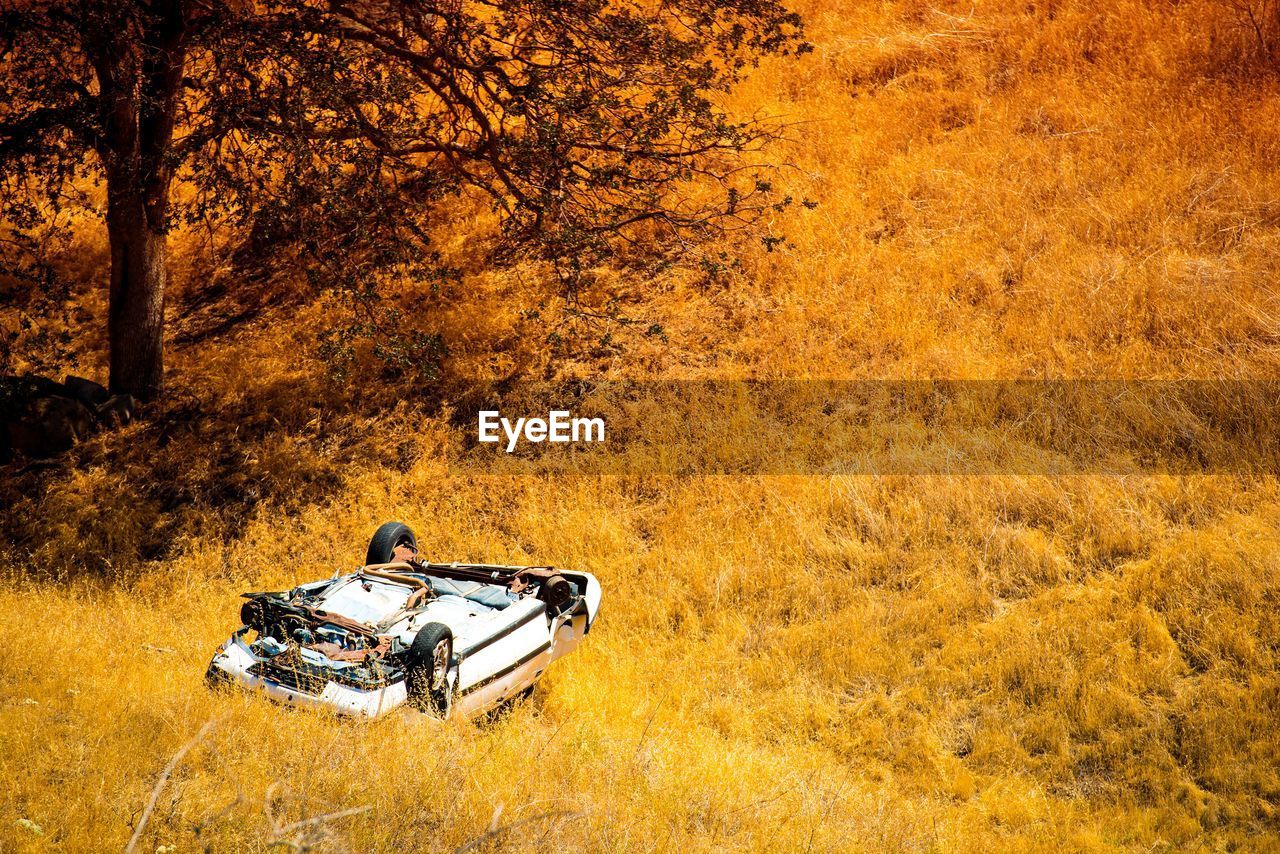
1,0,808,393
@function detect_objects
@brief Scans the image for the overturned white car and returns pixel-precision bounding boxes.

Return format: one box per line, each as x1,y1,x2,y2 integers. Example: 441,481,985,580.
206,522,601,719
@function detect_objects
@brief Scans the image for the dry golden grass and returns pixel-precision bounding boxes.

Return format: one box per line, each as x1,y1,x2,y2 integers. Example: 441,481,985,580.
4,0,1280,850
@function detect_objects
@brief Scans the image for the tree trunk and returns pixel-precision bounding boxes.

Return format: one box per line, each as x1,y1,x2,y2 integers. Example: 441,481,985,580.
106,192,166,401
90,1,187,402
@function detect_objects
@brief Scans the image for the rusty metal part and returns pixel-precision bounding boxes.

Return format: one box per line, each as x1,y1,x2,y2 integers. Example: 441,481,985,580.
296,605,378,639
408,560,571,603
305,636,392,662
538,574,572,608
396,559,561,590
361,559,575,610
240,595,375,641
359,566,434,608
361,562,422,579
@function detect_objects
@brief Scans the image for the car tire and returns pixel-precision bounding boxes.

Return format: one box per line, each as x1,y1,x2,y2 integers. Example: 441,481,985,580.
406,622,453,718
366,521,418,565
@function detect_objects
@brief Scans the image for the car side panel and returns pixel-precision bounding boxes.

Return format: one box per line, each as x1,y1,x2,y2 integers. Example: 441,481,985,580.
455,603,549,694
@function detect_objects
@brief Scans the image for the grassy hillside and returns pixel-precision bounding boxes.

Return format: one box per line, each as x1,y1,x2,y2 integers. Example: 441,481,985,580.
3,0,1280,850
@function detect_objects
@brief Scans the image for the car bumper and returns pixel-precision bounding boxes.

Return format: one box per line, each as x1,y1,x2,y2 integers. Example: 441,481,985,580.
206,630,408,719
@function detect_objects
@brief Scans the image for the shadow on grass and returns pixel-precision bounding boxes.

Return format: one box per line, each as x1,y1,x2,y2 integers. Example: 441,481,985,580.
0,363,438,579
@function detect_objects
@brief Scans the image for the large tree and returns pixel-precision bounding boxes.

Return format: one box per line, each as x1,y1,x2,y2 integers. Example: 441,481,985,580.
0,0,806,399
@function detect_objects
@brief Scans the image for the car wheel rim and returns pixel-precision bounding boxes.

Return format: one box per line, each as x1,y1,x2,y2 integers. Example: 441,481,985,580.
431,640,449,690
